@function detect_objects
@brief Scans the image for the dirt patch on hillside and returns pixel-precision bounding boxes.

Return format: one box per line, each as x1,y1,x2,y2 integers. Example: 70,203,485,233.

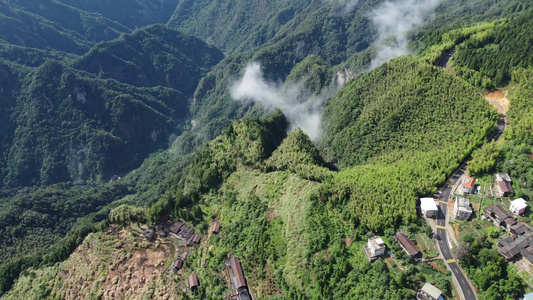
266,209,275,222
484,90,510,114
344,237,353,247
56,226,180,300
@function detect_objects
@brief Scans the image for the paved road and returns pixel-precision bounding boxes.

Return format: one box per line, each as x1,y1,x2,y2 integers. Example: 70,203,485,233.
436,170,476,300
435,118,506,300
436,49,456,69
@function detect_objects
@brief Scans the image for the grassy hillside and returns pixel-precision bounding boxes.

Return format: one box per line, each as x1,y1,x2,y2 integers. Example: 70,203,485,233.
2,110,453,299
2,226,180,300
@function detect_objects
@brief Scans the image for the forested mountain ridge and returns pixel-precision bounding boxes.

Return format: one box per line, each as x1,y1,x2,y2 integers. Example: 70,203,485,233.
1,0,533,299
0,0,124,54
0,25,223,191
3,60,188,188
73,24,224,96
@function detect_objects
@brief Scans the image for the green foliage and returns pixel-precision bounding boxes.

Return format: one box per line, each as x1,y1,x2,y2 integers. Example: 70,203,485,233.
320,56,495,230
0,204,112,297
74,25,224,96
0,183,130,267
2,60,189,189
265,129,334,182
468,141,501,176
59,0,179,30
507,67,533,142
460,236,525,299
452,12,533,86
108,204,146,225
498,67,533,193
179,111,288,198
285,54,332,94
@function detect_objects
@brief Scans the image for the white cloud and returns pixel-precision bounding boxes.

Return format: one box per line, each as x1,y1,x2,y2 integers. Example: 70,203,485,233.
230,62,331,141
369,0,441,68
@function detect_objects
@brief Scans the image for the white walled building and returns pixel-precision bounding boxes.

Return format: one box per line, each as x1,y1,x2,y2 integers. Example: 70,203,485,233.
454,197,472,220
367,236,386,257
510,198,528,215
420,198,438,218
461,176,476,194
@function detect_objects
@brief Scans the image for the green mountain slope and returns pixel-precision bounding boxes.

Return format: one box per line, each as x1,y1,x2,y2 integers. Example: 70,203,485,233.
1,1,533,299
60,0,180,29
73,25,225,96
4,0,129,42
3,60,188,189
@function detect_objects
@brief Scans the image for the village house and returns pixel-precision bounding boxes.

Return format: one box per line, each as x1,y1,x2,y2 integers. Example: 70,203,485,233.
230,257,247,290
495,173,514,197
395,232,420,259
212,222,221,234
483,205,516,230
461,176,476,194
510,198,528,215
417,282,444,300
188,274,199,291
363,236,386,261
498,231,533,263
420,198,438,218
226,257,252,300
168,221,195,240
454,197,472,220
193,235,201,244
511,222,532,237
169,221,184,234
186,235,195,246
173,258,183,270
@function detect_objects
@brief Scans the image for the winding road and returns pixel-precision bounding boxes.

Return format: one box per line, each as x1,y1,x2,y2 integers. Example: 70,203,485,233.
433,49,507,300
434,118,506,300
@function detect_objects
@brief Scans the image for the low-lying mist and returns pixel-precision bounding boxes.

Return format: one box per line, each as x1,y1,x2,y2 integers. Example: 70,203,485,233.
369,0,441,68
230,62,335,141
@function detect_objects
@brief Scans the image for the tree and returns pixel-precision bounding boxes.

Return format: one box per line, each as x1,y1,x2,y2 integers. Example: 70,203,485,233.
454,242,472,261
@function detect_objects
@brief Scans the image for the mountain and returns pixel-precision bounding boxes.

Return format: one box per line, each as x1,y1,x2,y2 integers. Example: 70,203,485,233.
2,60,188,189
0,24,223,191
1,1,533,299
60,0,180,29
1,55,497,295
73,24,224,96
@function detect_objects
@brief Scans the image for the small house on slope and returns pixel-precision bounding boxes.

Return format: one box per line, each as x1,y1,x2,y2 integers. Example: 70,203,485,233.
454,197,472,220
395,232,419,258
212,222,221,234
461,176,476,194
143,229,155,241
417,282,444,300
495,173,514,197
188,274,199,291
420,198,438,218
510,198,528,215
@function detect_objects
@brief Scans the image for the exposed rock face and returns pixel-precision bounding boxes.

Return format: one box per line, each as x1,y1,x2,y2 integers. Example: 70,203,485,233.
332,68,356,88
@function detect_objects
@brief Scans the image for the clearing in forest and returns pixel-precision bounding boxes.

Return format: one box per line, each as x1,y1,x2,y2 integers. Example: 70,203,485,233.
484,90,510,115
